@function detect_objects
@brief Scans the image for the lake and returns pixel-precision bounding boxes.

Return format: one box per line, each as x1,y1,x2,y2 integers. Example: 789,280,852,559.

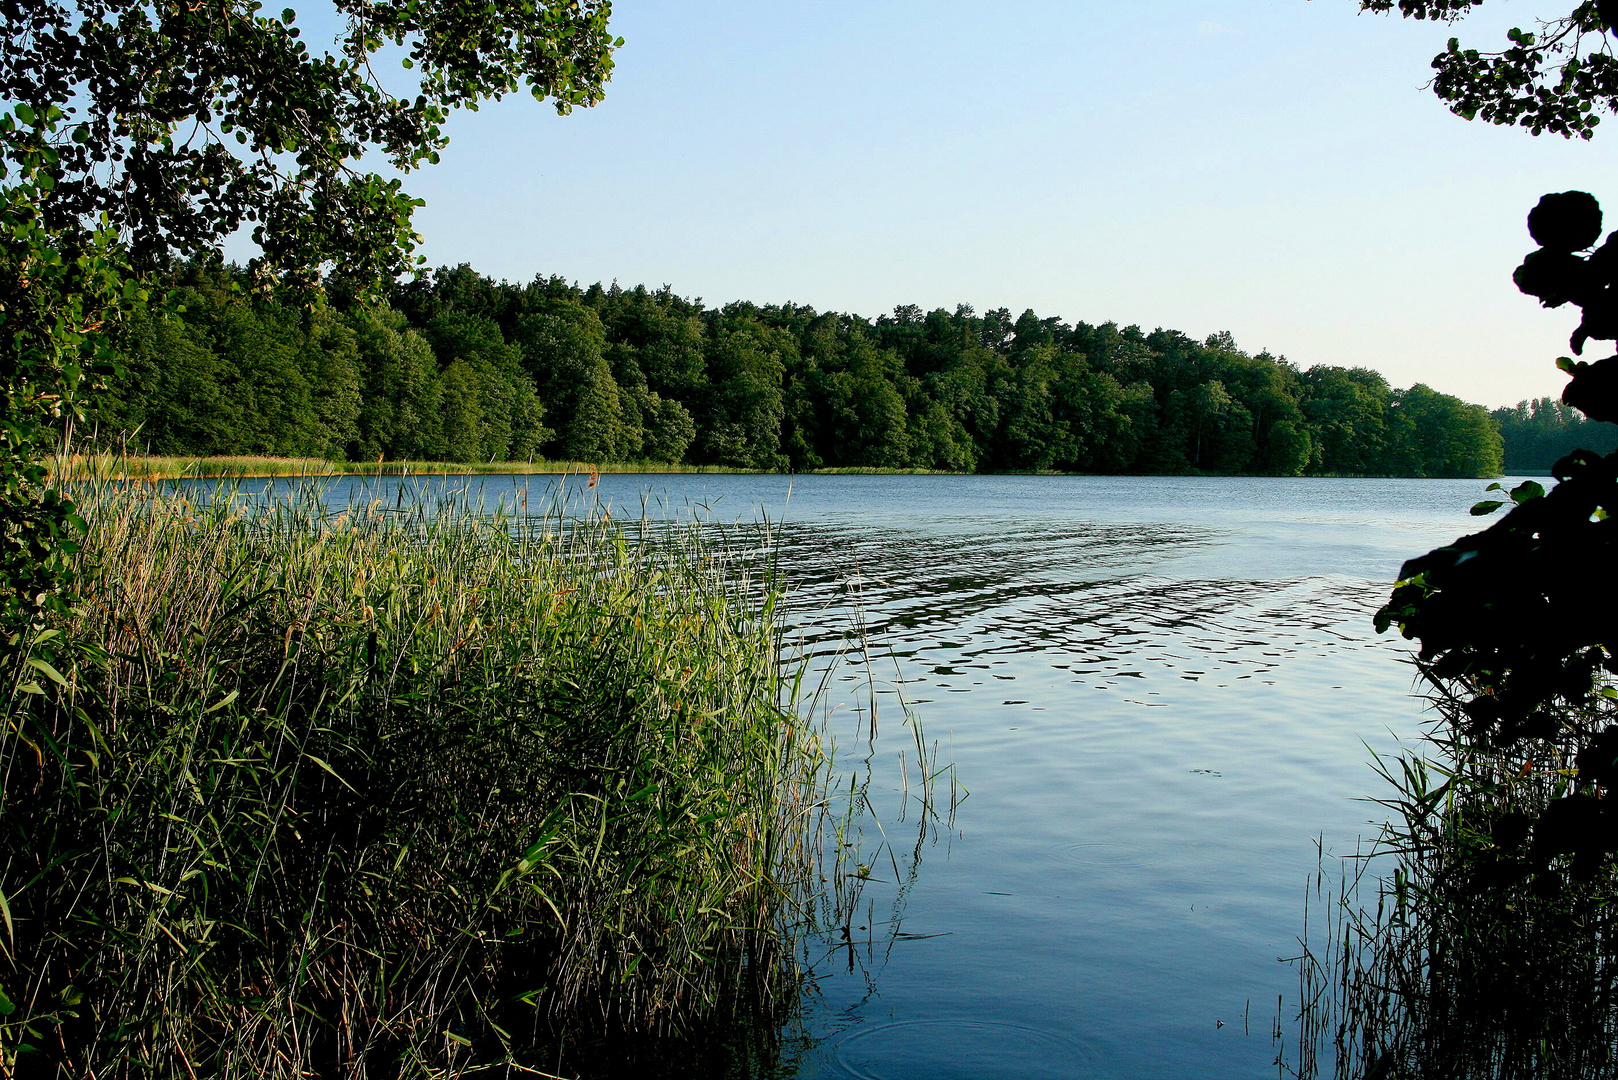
259,471,1505,1077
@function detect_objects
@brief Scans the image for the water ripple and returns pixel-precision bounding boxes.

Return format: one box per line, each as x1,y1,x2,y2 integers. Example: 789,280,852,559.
827,1019,1111,1080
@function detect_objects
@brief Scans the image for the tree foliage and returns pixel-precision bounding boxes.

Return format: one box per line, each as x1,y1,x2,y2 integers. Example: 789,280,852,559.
1360,0,1618,137
0,140,133,625
1493,396,1618,471
1379,190,1618,879
0,0,617,282
98,260,1507,477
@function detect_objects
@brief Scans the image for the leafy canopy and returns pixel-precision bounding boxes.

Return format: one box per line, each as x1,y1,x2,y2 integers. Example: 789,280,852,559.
0,0,619,285
1359,0,1618,138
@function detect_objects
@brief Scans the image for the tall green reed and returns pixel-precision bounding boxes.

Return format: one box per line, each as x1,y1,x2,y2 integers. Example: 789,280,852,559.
49,453,794,482
0,476,874,1078
1283,681,1618,1080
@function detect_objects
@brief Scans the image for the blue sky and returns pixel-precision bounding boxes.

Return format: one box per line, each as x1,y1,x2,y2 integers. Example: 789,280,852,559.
303,1,1618,408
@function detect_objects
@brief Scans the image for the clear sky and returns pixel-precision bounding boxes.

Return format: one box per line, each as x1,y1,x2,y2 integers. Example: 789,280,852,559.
314,1,1618,409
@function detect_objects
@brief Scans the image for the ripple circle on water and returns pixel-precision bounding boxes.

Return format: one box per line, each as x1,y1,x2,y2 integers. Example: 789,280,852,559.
829,1019,1108,1080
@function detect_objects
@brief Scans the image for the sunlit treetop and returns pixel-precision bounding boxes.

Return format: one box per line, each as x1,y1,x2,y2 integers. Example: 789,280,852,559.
0,0,619,288
1359,0,1618,138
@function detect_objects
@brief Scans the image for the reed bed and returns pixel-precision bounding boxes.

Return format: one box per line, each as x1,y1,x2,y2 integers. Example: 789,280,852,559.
51,453,779,481
0,477,881,1078
1284,686,1618,1080
50,454,969,481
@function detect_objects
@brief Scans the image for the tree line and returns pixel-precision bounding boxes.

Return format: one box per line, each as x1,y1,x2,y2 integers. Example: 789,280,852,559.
96,259,1512,477
1491,397,1618,473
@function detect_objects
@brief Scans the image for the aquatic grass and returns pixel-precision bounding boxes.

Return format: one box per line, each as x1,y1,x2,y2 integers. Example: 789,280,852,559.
1284,682,1618,1079
0,475,875,1078
50,453,983,481
50,452,784,480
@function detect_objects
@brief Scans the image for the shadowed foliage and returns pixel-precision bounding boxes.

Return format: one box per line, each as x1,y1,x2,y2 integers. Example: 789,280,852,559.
1360,1,1618,139
1288,189,1618,1079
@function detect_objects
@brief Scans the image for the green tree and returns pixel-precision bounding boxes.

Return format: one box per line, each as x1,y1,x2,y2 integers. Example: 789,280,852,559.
0,161,131,622
437,358,485,462
0,0,617,594
511,299,625,461
695,318,789,469
1356,1,1618,919
1492,396,1618,470
1299,366,1393,474
423,312,538,461
96,260,365,458
564,373,627,462
347,306,446,460
1385,383,1504,477
601,285,709,402
104,307,241,455
996,343,1069,470
87,254,1516,479
301,307,363,458
906,399,979,471
927,333,1004,462
1189,379,1237,470
1262,419,1313,475
643,395,696,463
209,298,322,454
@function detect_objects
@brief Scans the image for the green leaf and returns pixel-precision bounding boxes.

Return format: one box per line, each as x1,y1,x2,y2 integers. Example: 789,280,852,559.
304,753,358,793
1471,500,1506,516
0,985,13,1016
23,657,68,687
13,104,34,126
1510,480,1545,504
1558,356,1580,374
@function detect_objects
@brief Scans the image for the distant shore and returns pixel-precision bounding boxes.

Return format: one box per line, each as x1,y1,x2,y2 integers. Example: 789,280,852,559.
49,454,966,481
48,454,1525,483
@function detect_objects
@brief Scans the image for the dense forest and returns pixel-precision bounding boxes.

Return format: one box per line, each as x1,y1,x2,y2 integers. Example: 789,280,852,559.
1491,397,1618,473
96,260,1514,477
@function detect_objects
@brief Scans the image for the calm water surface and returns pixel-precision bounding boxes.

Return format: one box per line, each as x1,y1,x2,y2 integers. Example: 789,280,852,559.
261,472,1507,1078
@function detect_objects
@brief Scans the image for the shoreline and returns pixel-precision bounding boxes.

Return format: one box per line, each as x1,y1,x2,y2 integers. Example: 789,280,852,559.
50,456,961,481
47,454,1516,482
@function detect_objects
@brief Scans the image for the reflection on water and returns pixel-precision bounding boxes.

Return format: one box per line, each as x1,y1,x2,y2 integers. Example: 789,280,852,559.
200,473,1507,1078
